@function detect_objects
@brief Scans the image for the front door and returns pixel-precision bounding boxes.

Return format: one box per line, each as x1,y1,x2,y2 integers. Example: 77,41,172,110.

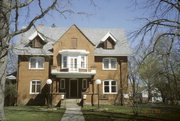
70,79,78,98
69,57,78,72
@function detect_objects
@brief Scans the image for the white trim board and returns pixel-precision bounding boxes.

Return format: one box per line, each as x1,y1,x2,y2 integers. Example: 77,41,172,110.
101,32,117,43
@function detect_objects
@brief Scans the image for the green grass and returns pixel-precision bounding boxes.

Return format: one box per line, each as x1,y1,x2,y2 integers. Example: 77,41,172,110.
4,106,65,121
82,105,180,121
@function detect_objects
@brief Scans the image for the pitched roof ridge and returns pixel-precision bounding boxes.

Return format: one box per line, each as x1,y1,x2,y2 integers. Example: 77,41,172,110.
35,25,124,31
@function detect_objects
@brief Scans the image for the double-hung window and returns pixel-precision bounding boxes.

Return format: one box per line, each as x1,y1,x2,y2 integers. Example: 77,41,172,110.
103,80,117,94
103,58,117,70
62,56,67,68
29,57,45,69
30,80,41,94
81,56,86,69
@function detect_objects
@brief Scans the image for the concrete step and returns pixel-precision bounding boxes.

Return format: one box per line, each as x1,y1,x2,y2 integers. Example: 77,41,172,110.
64,99,81,108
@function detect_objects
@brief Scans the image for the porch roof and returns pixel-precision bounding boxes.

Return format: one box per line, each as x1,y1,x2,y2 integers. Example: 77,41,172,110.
51,70,96,78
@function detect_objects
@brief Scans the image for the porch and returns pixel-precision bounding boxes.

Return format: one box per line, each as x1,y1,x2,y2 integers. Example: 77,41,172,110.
51,78,92,99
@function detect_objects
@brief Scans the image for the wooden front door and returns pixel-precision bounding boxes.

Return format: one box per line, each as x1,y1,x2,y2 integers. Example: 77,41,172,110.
70,79,78,98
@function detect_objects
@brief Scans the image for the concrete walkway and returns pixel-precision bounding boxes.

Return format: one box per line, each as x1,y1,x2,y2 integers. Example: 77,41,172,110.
61,99,85,121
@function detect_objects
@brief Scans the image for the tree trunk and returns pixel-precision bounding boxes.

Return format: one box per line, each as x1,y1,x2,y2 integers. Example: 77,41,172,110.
0,0,11,119
0,56,7,120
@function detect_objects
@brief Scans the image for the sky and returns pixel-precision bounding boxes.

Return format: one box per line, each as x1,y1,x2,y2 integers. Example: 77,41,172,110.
13,0,150,47
29,0,147,35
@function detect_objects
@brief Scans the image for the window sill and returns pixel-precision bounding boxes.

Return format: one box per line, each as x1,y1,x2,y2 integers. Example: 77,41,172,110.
103,93,118,94
30,93,40,94
102,68,117,70
29,68,45,70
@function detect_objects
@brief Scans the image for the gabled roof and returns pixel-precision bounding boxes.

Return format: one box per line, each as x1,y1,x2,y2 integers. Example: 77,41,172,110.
14,25,132,56
100,32,117,43
28,31,45,41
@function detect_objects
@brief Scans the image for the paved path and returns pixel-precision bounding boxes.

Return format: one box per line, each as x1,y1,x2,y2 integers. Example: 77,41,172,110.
61,99,85,121
61,107,85,121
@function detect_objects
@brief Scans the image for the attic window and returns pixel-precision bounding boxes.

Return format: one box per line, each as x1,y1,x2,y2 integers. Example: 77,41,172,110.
103,37,115,49
29,36,46,48
71,38,77,49
100,32,117,49
28,31,46,48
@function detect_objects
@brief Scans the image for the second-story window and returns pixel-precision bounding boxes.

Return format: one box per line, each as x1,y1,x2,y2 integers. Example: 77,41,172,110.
62,56,67,68
103,58,117,70
29,57,45,69
81,56,86,69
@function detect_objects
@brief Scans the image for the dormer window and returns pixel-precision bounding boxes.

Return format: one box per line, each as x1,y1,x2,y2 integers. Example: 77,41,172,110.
28,31,46,48
103,37,115,49
29,36,46,48
98,32,117,49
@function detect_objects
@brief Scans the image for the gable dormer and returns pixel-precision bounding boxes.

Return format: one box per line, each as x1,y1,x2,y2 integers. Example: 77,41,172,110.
98,32,117,49
28,31,46,48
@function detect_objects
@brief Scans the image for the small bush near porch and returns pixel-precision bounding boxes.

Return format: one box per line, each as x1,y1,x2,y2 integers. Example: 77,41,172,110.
82,104,180,121
5,106,65,121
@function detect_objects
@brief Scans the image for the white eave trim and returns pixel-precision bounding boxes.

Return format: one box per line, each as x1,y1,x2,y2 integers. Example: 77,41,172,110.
59,49,89,55
101,32,117,43
94,53,132,56
28,31,45,41
51,69,96,78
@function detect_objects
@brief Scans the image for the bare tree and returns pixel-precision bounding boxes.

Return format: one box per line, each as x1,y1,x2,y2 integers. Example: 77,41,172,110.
0,0,94,120
131,0,180,59
128,57,140,103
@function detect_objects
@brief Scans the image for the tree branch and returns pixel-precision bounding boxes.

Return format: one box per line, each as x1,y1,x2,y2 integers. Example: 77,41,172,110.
9,0,58,37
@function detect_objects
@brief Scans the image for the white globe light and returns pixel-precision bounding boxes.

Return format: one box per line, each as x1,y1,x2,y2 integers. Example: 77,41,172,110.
46,79,52,85
95,79,101,85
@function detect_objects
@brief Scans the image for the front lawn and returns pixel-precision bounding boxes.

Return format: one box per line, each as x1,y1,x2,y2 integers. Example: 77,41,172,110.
82,105,180,121
4,106,65,121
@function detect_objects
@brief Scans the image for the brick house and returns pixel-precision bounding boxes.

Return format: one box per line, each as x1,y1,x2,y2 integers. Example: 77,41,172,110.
14,24,132,106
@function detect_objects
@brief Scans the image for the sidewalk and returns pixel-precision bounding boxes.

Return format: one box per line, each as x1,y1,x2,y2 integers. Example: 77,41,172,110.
61,107,85,121
61,99,85,121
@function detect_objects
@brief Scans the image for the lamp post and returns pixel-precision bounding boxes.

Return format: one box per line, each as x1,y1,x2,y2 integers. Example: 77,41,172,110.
95,79,101,108
46,79,52,108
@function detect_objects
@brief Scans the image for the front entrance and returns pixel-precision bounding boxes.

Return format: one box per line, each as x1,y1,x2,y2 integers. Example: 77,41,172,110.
70,79,78,98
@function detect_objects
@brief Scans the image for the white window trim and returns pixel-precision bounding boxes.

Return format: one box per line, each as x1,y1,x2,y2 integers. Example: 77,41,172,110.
82,79,88,89
30,80,41,94
61,55,87,71
102,58,117,70
103,80,117,94
61,56,68,69
29,57,45,69
60,79,65,89
28,31,45,41
80,56,87,69
101,32,117,43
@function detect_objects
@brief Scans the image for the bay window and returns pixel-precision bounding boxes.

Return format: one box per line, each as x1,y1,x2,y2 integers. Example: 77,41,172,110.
62,56,67,68
81,56,86,69
61,55,87,71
